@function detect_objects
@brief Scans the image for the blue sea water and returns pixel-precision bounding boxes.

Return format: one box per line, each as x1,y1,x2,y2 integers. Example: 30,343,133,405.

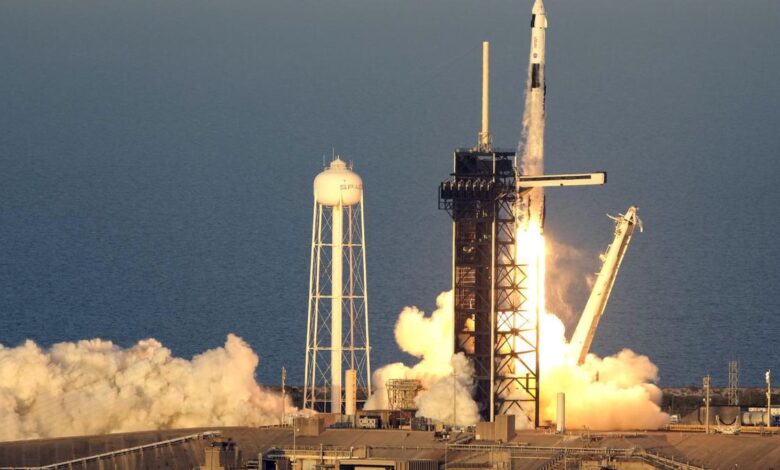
0,0,779,387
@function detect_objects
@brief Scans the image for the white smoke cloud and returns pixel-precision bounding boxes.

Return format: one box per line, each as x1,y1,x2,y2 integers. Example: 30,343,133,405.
364,291,480,426
0,334,293,441
537,312,669,430
366,288,668,431
510,8,666,430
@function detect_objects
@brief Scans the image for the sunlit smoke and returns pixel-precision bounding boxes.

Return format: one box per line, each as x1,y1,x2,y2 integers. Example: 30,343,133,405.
509,163,668,429
541,312,669,430
364,291,480,426
0,334,294,441
507,216,668,430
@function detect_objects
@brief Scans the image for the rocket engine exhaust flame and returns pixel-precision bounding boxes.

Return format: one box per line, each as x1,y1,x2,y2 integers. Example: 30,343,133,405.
506,226,668,430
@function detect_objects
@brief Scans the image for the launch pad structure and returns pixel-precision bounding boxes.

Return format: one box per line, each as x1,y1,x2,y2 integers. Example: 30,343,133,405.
440,36,605,426
386,379,423,411
440,145,534,423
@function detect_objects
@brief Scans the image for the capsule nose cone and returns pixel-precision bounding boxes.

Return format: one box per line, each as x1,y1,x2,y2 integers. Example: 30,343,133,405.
532,0,545,15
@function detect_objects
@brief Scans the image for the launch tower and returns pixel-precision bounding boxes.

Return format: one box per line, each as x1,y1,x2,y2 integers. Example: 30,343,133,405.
440,25,605,425
439,42,537,424
304,157,372,414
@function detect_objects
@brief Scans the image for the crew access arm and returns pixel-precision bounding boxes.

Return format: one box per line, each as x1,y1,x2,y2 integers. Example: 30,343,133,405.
570,206,642,365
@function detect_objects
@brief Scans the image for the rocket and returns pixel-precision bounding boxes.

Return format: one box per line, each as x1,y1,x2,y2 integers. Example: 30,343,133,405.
517,0,549,231
515,0,605,229
530,0,548,90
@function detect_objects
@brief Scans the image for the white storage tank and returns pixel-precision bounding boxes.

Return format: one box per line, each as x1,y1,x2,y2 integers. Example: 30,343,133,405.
313,158,362,207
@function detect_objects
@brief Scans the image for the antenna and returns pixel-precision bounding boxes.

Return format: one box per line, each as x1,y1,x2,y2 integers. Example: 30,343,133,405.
281,367,287,425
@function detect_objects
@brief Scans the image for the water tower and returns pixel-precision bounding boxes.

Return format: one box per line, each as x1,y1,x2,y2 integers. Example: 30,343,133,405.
304,157,372,414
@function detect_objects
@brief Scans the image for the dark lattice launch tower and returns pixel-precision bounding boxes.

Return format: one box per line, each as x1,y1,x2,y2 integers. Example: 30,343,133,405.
440,145,531,422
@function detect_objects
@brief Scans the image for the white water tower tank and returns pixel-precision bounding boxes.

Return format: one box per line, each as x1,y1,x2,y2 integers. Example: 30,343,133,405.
314,158,362,207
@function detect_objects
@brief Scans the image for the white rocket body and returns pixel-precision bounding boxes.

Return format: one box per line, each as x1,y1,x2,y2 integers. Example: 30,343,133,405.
530,0,548,67
519,0,548,230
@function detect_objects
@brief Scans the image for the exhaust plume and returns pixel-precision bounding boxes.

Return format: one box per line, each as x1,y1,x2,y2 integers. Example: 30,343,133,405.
367,285,668,430
0,334,293,441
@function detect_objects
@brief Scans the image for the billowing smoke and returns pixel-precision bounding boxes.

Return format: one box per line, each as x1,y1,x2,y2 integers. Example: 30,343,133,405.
512,234,668,430
0,334,293,441
366,289,667,430
364,291,480,426
535,311,669,430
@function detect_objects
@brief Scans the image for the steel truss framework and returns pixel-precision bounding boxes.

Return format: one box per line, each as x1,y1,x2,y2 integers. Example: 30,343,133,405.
304,198,372,412
727,360,739,406
440,149,539,426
